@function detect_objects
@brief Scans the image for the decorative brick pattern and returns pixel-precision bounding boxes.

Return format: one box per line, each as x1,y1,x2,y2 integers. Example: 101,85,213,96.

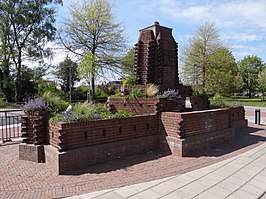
49,114,159,151
107,97,184,115
46,135,159,174
134,22,179,88
160,107,247,156
21,111,49,145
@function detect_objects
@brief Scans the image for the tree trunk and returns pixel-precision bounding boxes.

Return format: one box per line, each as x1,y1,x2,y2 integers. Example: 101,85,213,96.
249,84,252,98
15,49,22,102
91,72,95,100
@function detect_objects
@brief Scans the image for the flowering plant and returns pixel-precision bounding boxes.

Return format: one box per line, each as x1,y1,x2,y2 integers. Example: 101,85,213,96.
157,89,181,101
21,98,48,112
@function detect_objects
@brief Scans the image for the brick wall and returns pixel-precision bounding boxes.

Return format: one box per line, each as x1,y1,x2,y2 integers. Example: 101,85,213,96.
107,97,183,115
49,114,159,151
19,144,45,163
228,106,248,129
45,135,159,174
21,111,49,145
160,108,237,156
187,96,210,111
160,109,229,139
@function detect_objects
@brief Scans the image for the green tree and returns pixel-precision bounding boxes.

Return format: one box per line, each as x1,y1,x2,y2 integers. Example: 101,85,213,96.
181,21,224,94
79,52,98,99
59,0,126,99
54,57,79,93
0,8,13,101
205,47,238,96
238,55,264,98
258,69,266,100
0,0,62,102
121,48,134,77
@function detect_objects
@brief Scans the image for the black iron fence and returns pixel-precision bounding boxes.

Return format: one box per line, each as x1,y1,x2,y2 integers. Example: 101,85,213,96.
0,109,22,143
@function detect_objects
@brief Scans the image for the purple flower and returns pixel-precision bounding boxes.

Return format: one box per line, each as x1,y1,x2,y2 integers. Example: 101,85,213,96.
21,98,48,112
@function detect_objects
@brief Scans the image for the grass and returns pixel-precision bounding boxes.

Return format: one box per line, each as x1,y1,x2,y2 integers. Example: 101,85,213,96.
210,96,266,107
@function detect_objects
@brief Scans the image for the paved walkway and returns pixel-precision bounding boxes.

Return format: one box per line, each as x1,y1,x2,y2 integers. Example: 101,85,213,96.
245,106,266,125
0,109,265,199
67,142,266,199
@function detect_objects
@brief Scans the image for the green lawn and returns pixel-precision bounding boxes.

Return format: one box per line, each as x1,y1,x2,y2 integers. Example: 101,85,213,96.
211,96,266,107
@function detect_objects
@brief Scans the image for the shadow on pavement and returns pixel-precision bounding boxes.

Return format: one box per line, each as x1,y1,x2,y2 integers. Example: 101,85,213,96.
63,124,266,175
190,125,266,157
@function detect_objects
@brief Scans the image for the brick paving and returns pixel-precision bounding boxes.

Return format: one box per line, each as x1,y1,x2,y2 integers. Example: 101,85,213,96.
0,122,265,199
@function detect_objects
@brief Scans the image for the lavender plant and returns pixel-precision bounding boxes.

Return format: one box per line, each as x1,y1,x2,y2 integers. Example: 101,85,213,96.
157,89,180,101
21,98,48,112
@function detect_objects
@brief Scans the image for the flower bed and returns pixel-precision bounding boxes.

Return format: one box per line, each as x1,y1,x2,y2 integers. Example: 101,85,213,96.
49,114,159,151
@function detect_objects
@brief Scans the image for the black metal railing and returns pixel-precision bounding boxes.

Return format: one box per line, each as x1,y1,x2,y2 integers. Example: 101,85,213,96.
0,109,22,143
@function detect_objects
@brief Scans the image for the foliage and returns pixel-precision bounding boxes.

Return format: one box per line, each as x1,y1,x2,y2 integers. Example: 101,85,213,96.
59,0,126,99
146,84,159,97
127,88,145,98
71,86,89,101
79,51,98,99
181,21,232,95
21,98,48,112
208,95,266,107
122,76,138,86
37,81,57,96
205,47,238,96
54,57,79,93
0,98,20,109
258,69,266,100
98,83,116,96
121,48,135,77
49,102,134,122
238,55,265,97
95,87,108,98
0,0,62,102
41,91,69,113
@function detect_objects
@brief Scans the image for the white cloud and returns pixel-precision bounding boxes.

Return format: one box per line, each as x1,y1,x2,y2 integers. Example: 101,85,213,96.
158,0,266,60
159,0,266,31
223,33,264,42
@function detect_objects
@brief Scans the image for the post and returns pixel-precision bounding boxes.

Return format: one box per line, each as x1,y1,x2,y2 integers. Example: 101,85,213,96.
255,109,261,125
69,64,72,103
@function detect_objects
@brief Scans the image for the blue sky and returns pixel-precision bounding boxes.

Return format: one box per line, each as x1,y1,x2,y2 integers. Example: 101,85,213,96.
55,0,266,63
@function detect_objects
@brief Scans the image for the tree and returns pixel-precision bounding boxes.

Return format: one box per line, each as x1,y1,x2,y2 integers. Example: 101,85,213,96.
0,8,13,101
258,69,266,100
238,55,264,98
121,48,134,77
79,52,98,99
59,0,126,99
54,57,79,93
0,0,62,102
205,47,238,96
181,21,224,94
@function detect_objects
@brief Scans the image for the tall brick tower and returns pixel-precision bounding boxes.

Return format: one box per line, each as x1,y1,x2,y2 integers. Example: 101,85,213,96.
134,22,179,90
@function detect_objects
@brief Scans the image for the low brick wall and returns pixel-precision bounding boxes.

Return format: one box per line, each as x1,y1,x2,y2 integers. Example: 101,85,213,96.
21,111,49,145
19,105,247,172
228,107,248,129
49,114,159,151
19,143,45,163
187,96,210,111
159,108,242,156
107,97,183,115
45,135,159,174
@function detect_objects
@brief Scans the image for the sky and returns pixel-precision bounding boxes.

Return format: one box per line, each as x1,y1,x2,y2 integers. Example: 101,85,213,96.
54,0,266,65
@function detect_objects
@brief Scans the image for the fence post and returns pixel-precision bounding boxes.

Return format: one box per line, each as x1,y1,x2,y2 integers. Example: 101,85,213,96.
255,109,261,125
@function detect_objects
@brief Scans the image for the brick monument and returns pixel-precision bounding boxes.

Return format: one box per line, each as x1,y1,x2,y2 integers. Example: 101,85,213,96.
134,21,192,95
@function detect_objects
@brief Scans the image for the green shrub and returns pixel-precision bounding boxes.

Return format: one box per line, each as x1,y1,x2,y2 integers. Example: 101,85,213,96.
41,91,69,112
49,102,134,122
